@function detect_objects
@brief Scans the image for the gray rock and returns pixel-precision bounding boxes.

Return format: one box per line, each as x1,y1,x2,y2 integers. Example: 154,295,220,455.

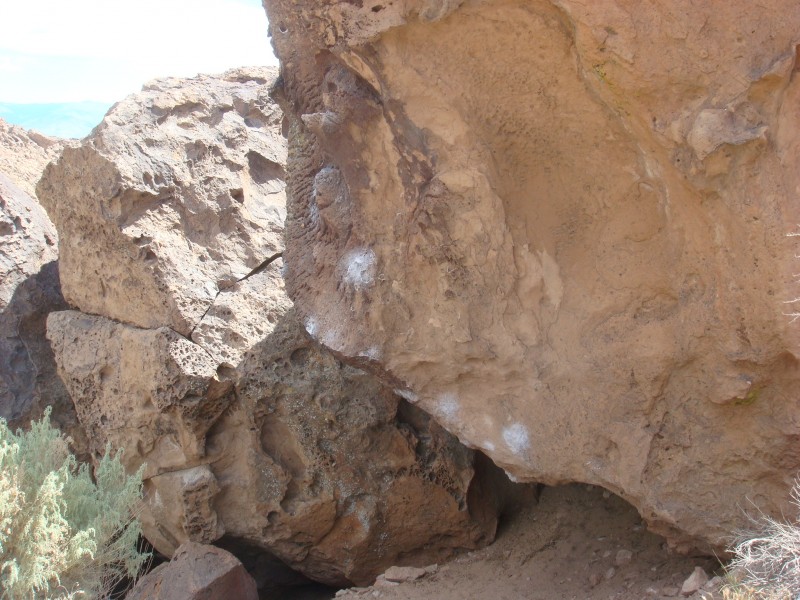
383,566,427,583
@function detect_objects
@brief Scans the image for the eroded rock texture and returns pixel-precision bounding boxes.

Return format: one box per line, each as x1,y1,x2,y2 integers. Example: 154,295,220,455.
266,0,800,551
0,174,58,316
38,68,287,336
42,68,503,586
0,118,71,199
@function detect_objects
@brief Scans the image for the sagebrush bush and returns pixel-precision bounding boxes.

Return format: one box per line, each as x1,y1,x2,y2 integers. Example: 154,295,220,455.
724,480,800,600
0,409,147,599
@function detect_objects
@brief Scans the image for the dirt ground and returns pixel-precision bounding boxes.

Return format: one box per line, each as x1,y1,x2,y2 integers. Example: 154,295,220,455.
332,484,724,600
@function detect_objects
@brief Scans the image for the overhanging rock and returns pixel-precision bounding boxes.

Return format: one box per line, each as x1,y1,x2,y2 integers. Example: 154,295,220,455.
265,0,800,551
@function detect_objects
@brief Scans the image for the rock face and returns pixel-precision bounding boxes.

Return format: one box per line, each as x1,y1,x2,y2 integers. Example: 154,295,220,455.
265,0,800,551
0,174,58,315
126,542,259,600
38,68,287,337
0,118,70,199
0,133,77,441
42,68,505,587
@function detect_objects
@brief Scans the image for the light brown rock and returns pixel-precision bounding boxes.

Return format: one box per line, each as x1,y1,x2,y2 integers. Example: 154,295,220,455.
681,566,709,597
383,566,427,583
126,541,258,600
47,303,503,586
0,118,70,199
38,68,287,336
265,0,800,551
44,69,508,587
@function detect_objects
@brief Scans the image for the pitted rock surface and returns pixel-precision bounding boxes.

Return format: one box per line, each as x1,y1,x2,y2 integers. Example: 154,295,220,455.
47,289,501,586
44,69,506,587
0,118,71,199
265,0,800,551
38,68,287,336
0,174,58,312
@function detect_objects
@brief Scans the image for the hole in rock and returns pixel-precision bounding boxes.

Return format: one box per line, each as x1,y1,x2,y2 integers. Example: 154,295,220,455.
98,366,113,384
376,414,720,599
290,346,311,367
426,475,720,599
216,364,237,381
216,536,339,599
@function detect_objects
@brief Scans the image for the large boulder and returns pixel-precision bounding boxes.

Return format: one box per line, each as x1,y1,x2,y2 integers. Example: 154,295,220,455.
42,69,507,587
48,302,500,586
264,0,800,551
38,68,287,336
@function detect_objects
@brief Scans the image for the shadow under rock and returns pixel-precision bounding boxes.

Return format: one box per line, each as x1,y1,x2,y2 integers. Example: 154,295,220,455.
0,260,84,452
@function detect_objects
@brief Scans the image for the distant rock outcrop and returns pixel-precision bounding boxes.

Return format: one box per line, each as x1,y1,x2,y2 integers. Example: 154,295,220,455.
41,68,509,587
264,0,800,552
0,118,71,198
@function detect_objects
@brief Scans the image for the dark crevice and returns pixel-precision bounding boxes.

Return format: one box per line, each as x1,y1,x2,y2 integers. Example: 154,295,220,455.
215,536,340,599
229,252,284,287
188,252,283,339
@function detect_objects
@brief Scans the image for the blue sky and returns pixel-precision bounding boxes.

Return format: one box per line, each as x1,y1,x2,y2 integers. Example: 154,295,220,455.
0,0,277,135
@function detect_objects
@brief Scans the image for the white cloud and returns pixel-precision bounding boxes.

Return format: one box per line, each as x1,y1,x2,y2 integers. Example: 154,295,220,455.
0,0,277,103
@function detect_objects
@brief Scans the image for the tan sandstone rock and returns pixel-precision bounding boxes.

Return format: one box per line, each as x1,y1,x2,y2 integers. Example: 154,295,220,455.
38,68,287,336
44,69,507,587
264,0,800,551
0,118,71,199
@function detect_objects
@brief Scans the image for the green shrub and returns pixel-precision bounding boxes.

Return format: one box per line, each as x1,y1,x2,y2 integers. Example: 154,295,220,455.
0,409,148,599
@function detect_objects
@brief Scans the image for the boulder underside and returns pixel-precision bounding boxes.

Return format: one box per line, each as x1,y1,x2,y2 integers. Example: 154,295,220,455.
265,0,800,551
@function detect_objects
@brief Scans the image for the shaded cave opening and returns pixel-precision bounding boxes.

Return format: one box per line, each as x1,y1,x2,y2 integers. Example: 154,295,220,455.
215,536,340,600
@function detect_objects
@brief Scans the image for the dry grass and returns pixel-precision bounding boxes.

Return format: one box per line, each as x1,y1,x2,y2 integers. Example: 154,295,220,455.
722,481,800,600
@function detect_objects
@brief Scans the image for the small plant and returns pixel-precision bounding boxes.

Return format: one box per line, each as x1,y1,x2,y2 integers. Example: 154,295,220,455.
0,408,148,599
723,480,800,600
